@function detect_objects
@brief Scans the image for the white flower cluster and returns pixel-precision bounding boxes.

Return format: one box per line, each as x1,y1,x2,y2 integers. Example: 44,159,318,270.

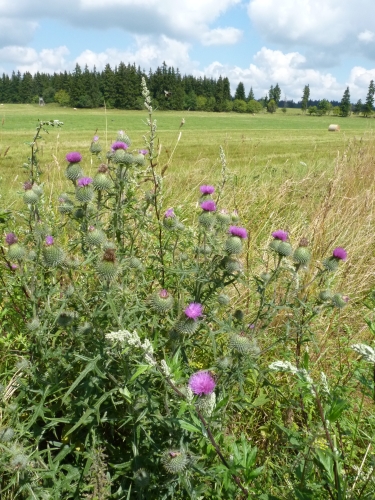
320,372,330,395
269,361,314,393
351,343,375,363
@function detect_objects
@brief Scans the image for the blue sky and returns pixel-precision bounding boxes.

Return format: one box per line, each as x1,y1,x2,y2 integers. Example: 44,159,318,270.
1,0,375,102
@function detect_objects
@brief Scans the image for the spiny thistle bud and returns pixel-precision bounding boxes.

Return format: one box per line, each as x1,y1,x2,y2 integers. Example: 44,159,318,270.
216,356,232,370
134,153,145,166
8,243,26,261
96,249,118,280
230,333,259,355
90,136,102,154
196,244,212,255
223,257,242,274
163,208,178,229
43,236,65,267
217,209,231,226
217,293,230,306
56,311,77,327
65,163,83,181
26,317,41,331
277,241,293,257
98,163,109,173
86,227,106,247
332,293,349,309
323,256,339,272
32,183,43,197
175,317,199,335
319,290,333,302
93,173,113,191
195,391,216,416
234,309,244,322
23,184,39,205
134,469,150,489
77,322,93,335
269,230,289,254
225,236,243,254
76,177,94,203
58,194,74,214
0,427,15,443
128,256,143,269
161,450,189,474
116,131,132,146
293,238,311,265
150,289,174,313
33,222,51,240
10,453,28,470
198,211,215,228
231,210,240,222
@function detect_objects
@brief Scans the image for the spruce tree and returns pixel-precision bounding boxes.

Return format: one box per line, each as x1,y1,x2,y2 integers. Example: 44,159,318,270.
247,87,254,101
234,82,246,101
340,87,351,117
301,85,310,113
363,80,375,117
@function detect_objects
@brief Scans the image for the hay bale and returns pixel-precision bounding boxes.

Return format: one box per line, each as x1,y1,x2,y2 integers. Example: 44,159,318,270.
328,124,340,132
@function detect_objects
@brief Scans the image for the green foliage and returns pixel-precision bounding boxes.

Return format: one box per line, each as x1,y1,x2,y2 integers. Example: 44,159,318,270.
1,81,375,499
267,99,277,113
340,87,351,117
55,89,71,107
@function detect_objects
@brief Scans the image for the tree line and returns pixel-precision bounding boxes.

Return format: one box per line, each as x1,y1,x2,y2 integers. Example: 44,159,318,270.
0,61,374,116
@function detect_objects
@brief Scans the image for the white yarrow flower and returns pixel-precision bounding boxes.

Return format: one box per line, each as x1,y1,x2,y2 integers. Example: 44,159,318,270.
351,343,375,363
269,361,298,374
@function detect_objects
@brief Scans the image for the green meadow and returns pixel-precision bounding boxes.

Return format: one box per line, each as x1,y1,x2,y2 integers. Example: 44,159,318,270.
1,104,375,307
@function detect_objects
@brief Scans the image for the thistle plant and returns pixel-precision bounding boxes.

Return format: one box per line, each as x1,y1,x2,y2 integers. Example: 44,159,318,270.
1,80,374,500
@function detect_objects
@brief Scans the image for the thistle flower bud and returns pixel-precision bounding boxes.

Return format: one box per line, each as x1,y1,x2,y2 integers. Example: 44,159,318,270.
93,173,113,191
230,333,259,355
217,293,230,306
277,241,293,257
198,211,215,228
65,163,83,181
332,293,349,309
23,187,39,205
128,256,143,269
225,236,243,254
0,427,15,443
8,243,26,261
175,317,200,335
161,450,189,474
134,469,150,489
223,257,242,274
43,237,65,267
56,311,77,327
319,290,333,302
96,249,118,280
86,227,106,247
150,289,174,313
293,239,311,265
76,177,94,203
195,391,216,416
116,132,132,146
26,317,41,331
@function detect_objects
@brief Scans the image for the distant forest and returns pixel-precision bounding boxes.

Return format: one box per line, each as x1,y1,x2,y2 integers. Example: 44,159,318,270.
0,61,356,114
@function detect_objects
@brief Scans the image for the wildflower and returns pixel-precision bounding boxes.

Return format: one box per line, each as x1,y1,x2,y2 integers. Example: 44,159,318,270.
23,181,33,190
77,177,93,187
332,247,347,261
189,371,216,395
164,208,175,218
272,230,288,241
111,141,128,151
66,152,82,163
93,135,99,142
139,149,148,155
184,302,203,320
5,233,17,245
229,226,248,239
45,236,54,246
200,200,216,212
200,185,215,195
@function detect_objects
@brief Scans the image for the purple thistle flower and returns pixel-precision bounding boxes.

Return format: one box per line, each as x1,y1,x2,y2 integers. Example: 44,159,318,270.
200,200,216,212
229,226,248,239
160,289,169,298
77,177,93,187
45,236,54,246
93,135,99,142
332,247,347,261
111,141,128,151
5,233,18,245
66,152,82,163
189,371,216,395
272,230,288,242
138,149,148,155
164,208,175,218
9,263,18,270
200,185,215,195
184,302,203,320
23,181,33,190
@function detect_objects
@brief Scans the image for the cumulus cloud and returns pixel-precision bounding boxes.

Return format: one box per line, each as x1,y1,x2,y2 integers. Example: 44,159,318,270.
0,46,70,74
348,66,375,100
201,27,243,46
0,18,38,47
248,0,375,62
75,35,196,73
204,47,343,101
358,30,375,43
0,0,241,45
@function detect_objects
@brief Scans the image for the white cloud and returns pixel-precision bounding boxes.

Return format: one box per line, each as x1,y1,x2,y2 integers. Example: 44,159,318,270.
0,46,70,73
201,27,243,46
0,18,38,47
75,36,196,73
204,47,342,101
358,30,375,43
347,66,375,100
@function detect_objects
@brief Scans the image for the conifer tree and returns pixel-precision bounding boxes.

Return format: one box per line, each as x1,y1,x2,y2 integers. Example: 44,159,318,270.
363,80,375,117
301,85,310,113
340,87,351,117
